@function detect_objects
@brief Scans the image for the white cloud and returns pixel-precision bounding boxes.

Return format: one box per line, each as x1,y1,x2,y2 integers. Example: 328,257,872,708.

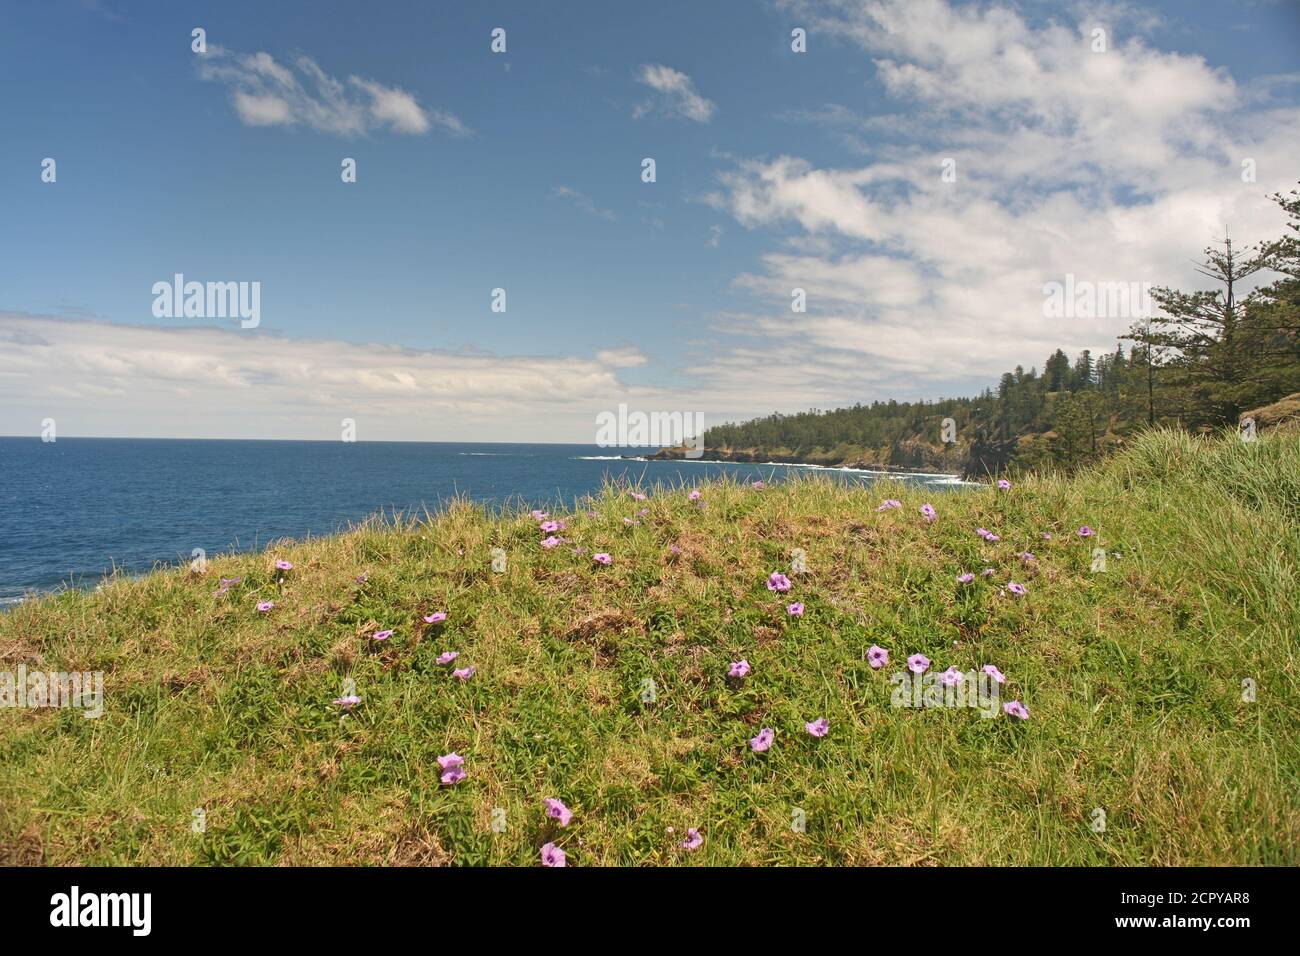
197,47,465,137
0,314,668,442
695,0,1300,410
633,64,716,122
551,186,617,221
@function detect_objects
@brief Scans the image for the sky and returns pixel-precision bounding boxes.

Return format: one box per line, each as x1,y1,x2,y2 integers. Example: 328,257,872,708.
1,0,1298,442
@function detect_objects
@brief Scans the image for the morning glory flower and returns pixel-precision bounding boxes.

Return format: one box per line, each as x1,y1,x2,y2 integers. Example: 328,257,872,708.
728,660,751,678
767,572,791,592
1003,701,1030,720
749,728,775,753
982,664,1006,684
867,645,889,669
544,798,573,826
907,653,931,674
679,828,703,851
805,717,829,738
541,842,566,867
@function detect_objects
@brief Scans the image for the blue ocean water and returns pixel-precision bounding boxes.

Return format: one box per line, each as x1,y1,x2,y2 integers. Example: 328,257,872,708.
0,437,968,603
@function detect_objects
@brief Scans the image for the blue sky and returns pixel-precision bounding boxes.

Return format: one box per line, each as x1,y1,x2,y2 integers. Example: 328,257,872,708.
1,0,1298,441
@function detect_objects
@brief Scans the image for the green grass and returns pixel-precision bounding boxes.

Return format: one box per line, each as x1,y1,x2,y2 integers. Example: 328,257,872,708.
1,428,1297,865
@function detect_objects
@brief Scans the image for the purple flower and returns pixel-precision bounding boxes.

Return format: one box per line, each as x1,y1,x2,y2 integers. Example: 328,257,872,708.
541,536,561,549
436,651,459,665
593,552,612,565
982,664,1006,684
438,752,465,785
786,602,805,617
689,489,702,501
867,645,889,669
940,666,963,687
629,492,647,501
452,667,475,681
1021,552,1036,563
997,479,1012,491
1041,532,1053,540
531,510,548,521
1003,700,1030,720
728,659,751,678
767,571,791,593
907,653,931,674
957,572,975,584
805,717,829,738
333,694,361,710
540,520,561,533
544,798,573,826
751,481,767,489
540,842,566,867
622,518,639,526
981,567,996,577
679,828,703,851
437,752,464,770
256,600,274,613
355,573,368,584
749,728,775,753
1078,526,1095,538
423,611,447,624
372,629,394,642
216,577,241,595
920,503,937,522
669,545,682,555
1007,581,1027,596
876,499,903,512
275,559,293,571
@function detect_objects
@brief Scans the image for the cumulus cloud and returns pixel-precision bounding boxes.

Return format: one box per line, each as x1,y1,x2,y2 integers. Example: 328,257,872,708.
694,0,1300,410
196,47,465,137
633,64,716,122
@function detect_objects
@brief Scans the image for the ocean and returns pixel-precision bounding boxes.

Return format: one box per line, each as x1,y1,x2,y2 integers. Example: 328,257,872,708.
0,437,969,604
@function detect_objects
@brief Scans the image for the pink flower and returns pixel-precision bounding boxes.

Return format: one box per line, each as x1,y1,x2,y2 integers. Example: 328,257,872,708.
629,492,647,501
1078,526,1095,538
436,651,459,665
876,499,902,512
920,503,937,522
907,653,931,674
333,694,361,710
767,571,791,592
981,568,996,577
544,798,573,826
438,753,466,785
622,518,639,526
423,611,447,624
751,481,767,489
372,629,394,642
679,828,703,851
786,602,805,617
728,660,751,678
275,559,293,571
593,552,612,565
1003,700,1030,720
540,520,561,533
940,666,963,687
452,667,475,681
805,717,829,738
1021,552,1036,563
867,645,889,669
540,842,566,867
256,600,274,613
997,479,1012,491
749,728,775,752
982,664,1006,684
1041,532,1053,540
531,510,548,520
688,489,702,501
957,573,975,584
1007,581,1027,596
541,536,561,548
669,545,682,555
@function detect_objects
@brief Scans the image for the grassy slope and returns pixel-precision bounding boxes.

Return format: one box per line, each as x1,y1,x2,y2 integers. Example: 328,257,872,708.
1,429,1297,866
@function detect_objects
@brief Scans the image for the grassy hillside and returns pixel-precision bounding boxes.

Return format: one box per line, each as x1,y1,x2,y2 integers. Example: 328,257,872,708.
1,429,1297,865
